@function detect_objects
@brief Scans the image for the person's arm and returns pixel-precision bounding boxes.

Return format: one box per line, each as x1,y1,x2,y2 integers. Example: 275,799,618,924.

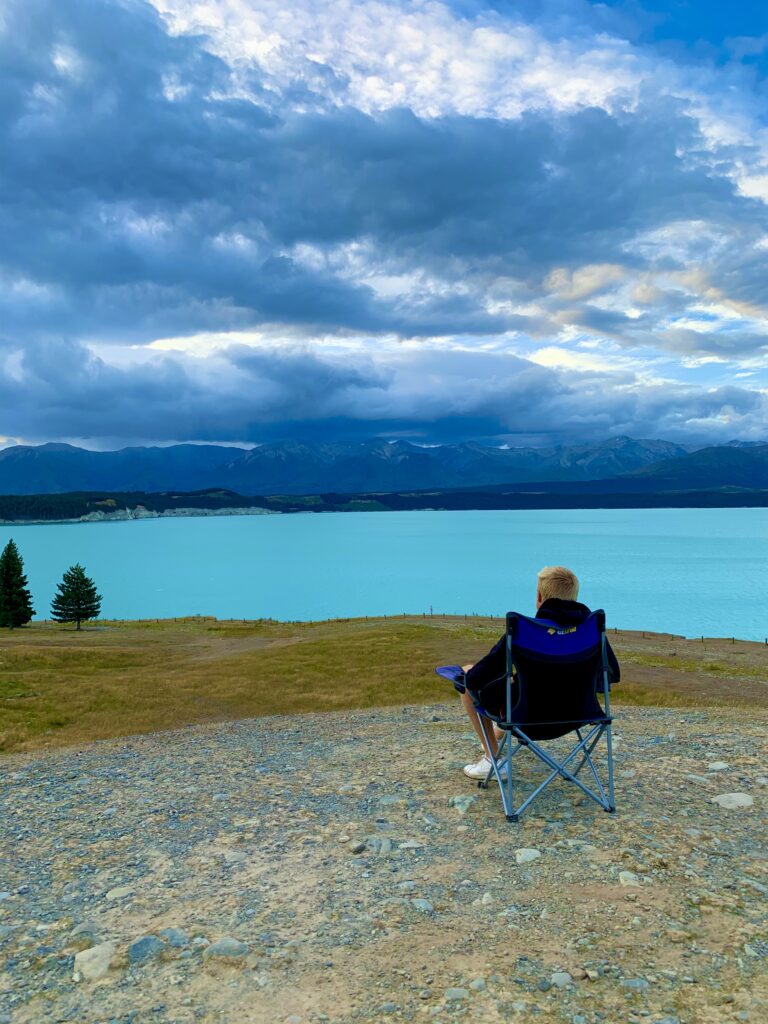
464,637,506,692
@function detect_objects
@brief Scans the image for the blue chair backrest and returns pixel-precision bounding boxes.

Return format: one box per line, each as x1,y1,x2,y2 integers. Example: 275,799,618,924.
504,610,609,737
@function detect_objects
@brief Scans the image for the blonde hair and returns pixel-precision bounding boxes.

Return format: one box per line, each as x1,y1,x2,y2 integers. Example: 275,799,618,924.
537,565,579,602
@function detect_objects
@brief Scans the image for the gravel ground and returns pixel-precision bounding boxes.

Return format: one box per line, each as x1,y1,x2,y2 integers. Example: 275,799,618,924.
0,702,766,1024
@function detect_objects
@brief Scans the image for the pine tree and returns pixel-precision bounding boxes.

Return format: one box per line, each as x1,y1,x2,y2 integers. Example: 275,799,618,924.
51,564,102,630
0,538,35,629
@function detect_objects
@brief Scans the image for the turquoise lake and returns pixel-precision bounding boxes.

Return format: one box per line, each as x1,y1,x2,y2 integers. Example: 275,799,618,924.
1,508,766,640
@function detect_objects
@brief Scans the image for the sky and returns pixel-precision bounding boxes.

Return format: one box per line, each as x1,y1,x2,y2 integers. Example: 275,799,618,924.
1,0,767,449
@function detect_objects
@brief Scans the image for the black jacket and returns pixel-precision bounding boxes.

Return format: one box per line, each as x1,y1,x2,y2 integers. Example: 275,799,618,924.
465,599,620,696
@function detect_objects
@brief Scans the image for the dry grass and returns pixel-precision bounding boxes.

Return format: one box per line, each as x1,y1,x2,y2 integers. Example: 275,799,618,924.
1,616,766,755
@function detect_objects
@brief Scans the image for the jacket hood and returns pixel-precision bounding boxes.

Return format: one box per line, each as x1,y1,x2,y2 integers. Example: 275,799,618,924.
535,598,592,626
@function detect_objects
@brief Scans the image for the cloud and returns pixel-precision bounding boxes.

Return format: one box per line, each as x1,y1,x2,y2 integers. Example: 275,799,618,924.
0,0,766,445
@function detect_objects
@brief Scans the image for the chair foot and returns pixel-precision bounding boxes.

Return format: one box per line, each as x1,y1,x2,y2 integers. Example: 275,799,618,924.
604,805,616,813
505,814,519,823
478,781,488,789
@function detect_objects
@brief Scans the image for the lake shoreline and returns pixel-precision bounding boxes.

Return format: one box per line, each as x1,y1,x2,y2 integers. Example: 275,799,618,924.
3,495,768,526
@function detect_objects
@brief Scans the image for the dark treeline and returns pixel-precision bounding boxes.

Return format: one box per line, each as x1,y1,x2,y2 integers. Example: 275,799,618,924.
1,487,767,522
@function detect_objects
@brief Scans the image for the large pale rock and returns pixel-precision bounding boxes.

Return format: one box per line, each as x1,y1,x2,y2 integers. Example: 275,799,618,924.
712,792,753,810
619,870,641,887
73,941,116,981
515,848,541,865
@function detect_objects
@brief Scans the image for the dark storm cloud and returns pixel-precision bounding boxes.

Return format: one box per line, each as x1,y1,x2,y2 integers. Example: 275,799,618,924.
0,0,767,446
2,0,765,346
1,337,765,446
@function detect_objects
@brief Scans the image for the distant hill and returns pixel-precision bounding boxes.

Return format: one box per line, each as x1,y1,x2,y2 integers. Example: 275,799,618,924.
490,444,768,494
0,436,693,495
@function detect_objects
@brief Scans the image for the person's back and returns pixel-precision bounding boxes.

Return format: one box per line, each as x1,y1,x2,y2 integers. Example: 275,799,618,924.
457,566,619,780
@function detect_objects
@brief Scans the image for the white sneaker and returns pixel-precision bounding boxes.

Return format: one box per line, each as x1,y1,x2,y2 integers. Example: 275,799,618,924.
462,755,509,781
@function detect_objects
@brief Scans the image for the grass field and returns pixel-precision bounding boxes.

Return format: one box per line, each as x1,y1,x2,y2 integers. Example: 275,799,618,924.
1,615,766,755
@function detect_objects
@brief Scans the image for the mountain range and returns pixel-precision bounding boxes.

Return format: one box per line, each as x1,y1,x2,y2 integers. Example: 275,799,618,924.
0,436,766,496
0,435,685,494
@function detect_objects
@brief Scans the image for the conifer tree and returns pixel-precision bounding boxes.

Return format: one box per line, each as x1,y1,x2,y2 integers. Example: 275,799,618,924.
51,563,102,630
0,538,35,629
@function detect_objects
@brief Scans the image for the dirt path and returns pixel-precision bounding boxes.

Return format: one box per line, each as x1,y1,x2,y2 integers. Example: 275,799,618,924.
1,702,766,1024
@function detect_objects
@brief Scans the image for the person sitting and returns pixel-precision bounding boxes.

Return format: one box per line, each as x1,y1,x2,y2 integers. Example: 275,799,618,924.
458,565,620,780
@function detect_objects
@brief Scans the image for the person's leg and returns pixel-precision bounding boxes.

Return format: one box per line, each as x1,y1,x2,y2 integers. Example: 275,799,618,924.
460,688,499,757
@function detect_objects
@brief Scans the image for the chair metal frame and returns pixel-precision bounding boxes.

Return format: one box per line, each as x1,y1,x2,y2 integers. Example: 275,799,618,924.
473,611,616,823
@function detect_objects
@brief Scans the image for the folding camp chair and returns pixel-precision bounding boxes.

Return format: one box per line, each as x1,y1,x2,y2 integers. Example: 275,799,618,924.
472,609,615,822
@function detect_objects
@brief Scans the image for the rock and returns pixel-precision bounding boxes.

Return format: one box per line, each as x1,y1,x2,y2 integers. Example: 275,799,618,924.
128,935,165,963
448,794,478,815
569,967,587,980
707,761,729,772
399,840,423,850
337,834,350,843
105,885,134,901
69,921,100,949
469,977,486,991
585,969,599,981
286,1017,303,1024
350,841,367,854
411,898,434,914
203,937,250,960
223,850,247,865
73,941,116,981
515,848,541,865
444,987,469,1000
537,979,552,992
379,1002,397,1013
621,978,650,991
378,795,409,808
619,871,641,887
652,1018,680,1024
159,927,188,948
712,793,754,810
551,971,572,988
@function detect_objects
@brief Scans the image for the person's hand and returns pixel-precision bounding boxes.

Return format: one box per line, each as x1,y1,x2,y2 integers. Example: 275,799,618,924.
461,664,474,673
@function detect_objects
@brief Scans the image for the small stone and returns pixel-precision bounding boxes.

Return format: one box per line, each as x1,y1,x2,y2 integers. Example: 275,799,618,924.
619,871,641,887
411,898,434,914
469,977,486,991
399,840,423,850
286,1017,303,1024
68,921,100,949
105,885,134,901
203,937,250,959
448,794,478,815
707,761,729,772
444,987,469,1000
569,967,587,980
378,795,409,808
585,969,599,981
223,850,247,865
620,978,650,991
711,793,753,810
515,848,541,865
379,1002,397,1013
537,979,552,992
551,971,572,988
159,927,188,948
480,892,494,905
73,941,116,981
653,1017,680,1024
337,834,350,844
350,841,367,854
129,935,165,963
